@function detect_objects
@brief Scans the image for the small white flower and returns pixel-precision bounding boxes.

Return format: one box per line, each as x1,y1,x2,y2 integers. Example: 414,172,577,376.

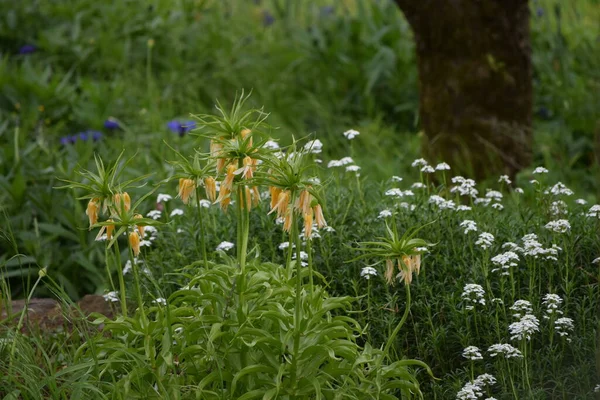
435,162,451,171
456,205,472,211
510,300,533,318
491,203,504,210
263,140,280,150
547,182,573,196
462,346,483,360
544,219,571,234
305,139,323,154
509,314,539,341
96,234,107,242
199,199,211,208
498,175,512,184
592,257,600,264
153,297,167,306
461,284,486,310
491,251,519,276
542,294,563,318
421,165,435,174
385,188,404,198
550,200,568,216
533,166,549,174
391,176,403,182
576,198,587,205
594,384,600,393
340,157,354,165
157,193,173,203
378,210,393,219
587,205,600,218
103,291,120,303
147,210,162,220
343,129,360,140
514,188,524,194
346,165,361,172
327,160,343,168
216,241,235,251
307,177,321,185
488,343,523,359
459,220,478,234
555,317,574,338
485,190,503,201
411,158,428,167
170,208,184,217
322,226,336,232
140,239,152,247
411,182,426,189
360,266,378,279
475,232,494,250
278,242,294,250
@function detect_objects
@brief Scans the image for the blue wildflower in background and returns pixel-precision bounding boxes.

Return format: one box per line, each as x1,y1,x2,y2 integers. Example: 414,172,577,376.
19,45,36,54
262,10,275,27
320,6,334,17
167,120,196,137
60,130,102,146
104,118,120,130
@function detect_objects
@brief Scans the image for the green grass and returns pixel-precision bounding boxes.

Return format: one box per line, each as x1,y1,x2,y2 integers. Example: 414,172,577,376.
1,0,599,398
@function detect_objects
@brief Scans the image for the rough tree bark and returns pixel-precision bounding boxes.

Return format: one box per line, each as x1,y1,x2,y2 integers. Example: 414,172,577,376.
394,0,532,179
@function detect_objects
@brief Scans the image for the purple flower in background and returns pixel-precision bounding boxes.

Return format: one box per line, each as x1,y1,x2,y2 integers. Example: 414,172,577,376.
19,45,36,55
90,130,103,141
104,118,120,130
262,10,275,27
79,132,89,141
60,137,70,146
536,7,544,17
167,120,196,137
320,6,334,17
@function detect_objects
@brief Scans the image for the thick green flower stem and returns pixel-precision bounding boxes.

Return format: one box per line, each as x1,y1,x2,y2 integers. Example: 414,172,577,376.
237,186,250,296
194,186,208,268
128,239,147,327
382,285,411,362
290,210,303,393
114,239,128,317
306,238,314,295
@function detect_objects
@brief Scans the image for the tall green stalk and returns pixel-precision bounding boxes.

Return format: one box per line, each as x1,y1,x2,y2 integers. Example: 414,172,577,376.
114,239,128,316
382,285,411,362
195,186,209,268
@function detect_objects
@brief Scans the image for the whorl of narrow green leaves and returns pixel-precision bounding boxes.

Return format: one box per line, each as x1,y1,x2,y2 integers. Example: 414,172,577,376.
56,150,151,202
190,90,269,141
351,221,435,261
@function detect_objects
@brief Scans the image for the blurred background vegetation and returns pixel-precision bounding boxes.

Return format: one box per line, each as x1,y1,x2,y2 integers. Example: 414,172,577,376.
0,0,598,298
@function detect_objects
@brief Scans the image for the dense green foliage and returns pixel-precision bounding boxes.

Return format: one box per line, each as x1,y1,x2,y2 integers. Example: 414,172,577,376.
1,0,599,398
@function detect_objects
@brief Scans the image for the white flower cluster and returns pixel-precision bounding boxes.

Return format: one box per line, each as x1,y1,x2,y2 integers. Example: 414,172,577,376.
147,210,162,220
546,182,574,196
519,234,561,261
461,284,486,310
462,346,483,360
263,140,280,150
421,165,435,174
490,251,519,276
157,193,173,203
575,198,587,205
436,162,451,171
586,205,600,218
542,293,563,318
509,314,539,341
456,374,496,400
411,158,428,167
360,266,378,280
216,241,235,252
153,297,167,306
170,208,184,217
487,343,523,359
327,157,354,168
498,175,511,185
292,250,309,266
555,317,574,340
550,200,568,216
304,139,323,154
429,195,456,210
103,291,120,303
412,182,426,190
460,220,478,234
385,188,414,198
451,176,478,198
378,209,393,219
544,219,571,234
343,129,360,140
510,299,533,318
475,232,494,250
485,190,503,202
532,166,549,174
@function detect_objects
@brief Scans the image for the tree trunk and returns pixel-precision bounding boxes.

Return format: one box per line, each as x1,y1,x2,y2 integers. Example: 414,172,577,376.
395,0,532,179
